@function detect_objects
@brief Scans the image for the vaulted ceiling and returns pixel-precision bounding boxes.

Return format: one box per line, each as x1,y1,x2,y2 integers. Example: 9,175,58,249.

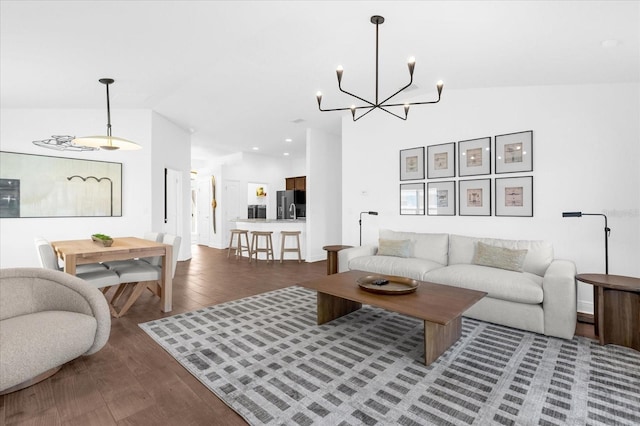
1,1,638,160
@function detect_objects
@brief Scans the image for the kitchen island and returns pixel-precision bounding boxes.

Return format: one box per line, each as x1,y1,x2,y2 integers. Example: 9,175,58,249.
233,219,306,261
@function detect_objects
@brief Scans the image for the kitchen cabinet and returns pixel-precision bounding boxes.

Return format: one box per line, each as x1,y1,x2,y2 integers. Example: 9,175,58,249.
286,176,306,191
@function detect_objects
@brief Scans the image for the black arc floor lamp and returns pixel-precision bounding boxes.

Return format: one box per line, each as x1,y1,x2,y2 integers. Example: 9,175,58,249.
359,211,378,246
562,211,611,274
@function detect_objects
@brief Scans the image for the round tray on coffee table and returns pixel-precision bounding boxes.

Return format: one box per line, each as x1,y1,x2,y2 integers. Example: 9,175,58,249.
356,275,419,295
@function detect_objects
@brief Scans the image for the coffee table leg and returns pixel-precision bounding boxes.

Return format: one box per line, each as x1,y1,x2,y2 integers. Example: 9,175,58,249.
424,316,462,366
317,291,362,325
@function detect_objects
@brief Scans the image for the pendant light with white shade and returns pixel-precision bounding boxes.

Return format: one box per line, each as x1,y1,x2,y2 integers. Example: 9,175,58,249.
73,78,141,151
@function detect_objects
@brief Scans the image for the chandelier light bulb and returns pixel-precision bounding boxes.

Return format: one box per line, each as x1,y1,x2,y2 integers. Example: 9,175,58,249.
437,80,444,96
407,57,416,76
316,91,323,107
336,65,344,84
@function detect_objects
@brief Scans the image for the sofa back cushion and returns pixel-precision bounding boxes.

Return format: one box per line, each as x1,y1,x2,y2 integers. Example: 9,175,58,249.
379,229,449,266
377,239,411,257
449,234,553,276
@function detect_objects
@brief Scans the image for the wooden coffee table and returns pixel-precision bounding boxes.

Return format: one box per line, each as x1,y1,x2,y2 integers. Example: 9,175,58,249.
298,270,486,365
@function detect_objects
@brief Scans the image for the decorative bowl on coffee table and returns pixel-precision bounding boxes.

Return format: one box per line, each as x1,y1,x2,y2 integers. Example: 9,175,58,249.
357,274,419,295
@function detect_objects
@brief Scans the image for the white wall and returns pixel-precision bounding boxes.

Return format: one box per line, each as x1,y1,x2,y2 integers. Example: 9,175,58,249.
341,83,640,314
306,128,342,262
0,108,153,267
151,112,192,260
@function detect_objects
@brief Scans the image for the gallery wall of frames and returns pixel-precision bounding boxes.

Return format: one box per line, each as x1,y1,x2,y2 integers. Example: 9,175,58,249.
399,130,533,217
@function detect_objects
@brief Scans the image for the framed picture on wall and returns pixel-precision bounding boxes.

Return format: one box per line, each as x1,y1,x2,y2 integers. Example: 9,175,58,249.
427,181,455,216
400,182,425,215
459,178,491,216
0,151,122,218
495,130,533,174
495,176,533,217
400,147,425,181
458,137,491,177
427,142,455,179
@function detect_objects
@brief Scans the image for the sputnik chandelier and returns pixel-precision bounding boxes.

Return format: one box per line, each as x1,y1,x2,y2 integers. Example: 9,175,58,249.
316,15,443,121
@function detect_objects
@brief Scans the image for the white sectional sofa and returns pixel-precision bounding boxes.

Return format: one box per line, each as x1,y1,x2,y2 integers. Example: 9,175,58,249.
338,229,577,339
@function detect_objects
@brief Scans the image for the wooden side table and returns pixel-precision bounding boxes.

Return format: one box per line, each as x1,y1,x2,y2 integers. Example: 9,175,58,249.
576,273,640,351
322,245,353,275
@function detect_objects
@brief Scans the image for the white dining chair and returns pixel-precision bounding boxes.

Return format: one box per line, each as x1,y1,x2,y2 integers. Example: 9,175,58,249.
35,237,109,274
34,238,121,299
103,232,164,269
109,234,181,317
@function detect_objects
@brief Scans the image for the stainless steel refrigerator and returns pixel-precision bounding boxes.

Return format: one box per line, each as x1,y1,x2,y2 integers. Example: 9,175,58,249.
277,190,305,219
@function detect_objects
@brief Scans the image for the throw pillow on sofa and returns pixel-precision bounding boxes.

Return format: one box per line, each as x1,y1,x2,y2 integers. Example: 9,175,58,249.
472,242,528,272
377,239,411,258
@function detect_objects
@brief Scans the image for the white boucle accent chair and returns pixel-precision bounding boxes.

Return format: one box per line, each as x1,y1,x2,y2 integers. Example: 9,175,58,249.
0,267,111,394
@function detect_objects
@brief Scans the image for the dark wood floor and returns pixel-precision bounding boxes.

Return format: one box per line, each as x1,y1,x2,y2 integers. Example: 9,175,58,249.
0,245,595,425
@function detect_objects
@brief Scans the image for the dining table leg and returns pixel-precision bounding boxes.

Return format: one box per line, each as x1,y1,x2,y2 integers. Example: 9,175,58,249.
161,245,173,312
62,254,77,275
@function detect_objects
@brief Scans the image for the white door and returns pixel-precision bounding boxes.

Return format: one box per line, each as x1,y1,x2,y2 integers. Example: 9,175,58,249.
165,168,183,255
196,177,212,245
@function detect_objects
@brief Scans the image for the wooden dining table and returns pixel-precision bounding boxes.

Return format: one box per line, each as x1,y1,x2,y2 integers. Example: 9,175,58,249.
51,237,173,313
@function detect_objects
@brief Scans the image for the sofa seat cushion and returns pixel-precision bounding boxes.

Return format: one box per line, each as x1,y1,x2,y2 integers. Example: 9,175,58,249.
348,256,443,281
0,311,97,390
424,264,543,304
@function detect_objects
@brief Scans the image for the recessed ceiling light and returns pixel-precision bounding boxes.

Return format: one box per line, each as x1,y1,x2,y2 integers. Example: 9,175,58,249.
602,39,620,48
283,152,290,156
252,147,259,150
285,138,292,142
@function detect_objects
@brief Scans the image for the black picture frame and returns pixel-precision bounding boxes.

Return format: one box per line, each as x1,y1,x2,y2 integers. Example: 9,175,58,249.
495,130,533,174
459,178,491,216
458,137,491,177
495,176,533,217
427,180,456,216
400,147,425,181
400,182,425,215
427,142,455,179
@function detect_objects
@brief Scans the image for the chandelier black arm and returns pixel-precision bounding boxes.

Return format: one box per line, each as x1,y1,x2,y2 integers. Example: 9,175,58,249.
338,82,376,107
352,106,377,122
318,104,372,112
378,106,408,121
318,105,357,112
383,92,442,108
378,75,414,106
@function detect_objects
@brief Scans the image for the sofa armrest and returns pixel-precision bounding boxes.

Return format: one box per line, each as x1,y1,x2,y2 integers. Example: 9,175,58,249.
542,259,577,339
337,245,377,273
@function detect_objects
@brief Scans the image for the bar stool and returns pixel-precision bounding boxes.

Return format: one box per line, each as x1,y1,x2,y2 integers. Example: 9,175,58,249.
250,231,274,263
227,229,251,260
280,231,302,263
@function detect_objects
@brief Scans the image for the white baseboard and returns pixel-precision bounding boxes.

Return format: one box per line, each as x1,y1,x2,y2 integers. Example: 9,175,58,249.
577,300,594,315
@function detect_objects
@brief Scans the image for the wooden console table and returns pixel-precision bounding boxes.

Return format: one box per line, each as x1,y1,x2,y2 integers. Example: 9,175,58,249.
576,273,640,351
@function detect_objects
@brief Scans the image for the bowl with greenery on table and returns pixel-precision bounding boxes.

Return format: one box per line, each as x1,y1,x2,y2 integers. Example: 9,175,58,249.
91,233,114,247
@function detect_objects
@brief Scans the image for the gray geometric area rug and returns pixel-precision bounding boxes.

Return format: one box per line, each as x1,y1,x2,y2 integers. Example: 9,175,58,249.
140,286,640,426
